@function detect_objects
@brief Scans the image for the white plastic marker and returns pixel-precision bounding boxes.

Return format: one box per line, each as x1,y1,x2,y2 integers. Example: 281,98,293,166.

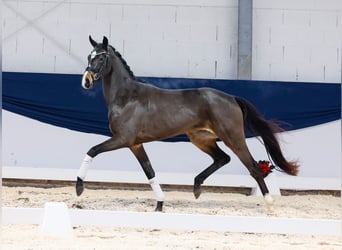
40,202,73,238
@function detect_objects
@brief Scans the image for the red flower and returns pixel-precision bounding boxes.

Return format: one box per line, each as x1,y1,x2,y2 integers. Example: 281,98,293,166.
258,160,274,176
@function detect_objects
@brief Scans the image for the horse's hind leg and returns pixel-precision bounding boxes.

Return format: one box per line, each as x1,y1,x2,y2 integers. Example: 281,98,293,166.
187,131,231,199
130,144,164,212
225,139,274,212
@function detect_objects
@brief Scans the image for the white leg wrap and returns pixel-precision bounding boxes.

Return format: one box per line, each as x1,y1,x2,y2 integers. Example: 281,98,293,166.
264,193,274,213
77,154,93,180
149,177,165,202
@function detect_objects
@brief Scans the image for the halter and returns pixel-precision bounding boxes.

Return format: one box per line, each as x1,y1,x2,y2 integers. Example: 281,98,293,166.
87,50,109,77
82,49,111,89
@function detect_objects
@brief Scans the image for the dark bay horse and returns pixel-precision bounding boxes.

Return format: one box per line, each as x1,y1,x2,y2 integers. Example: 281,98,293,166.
76,36,299,212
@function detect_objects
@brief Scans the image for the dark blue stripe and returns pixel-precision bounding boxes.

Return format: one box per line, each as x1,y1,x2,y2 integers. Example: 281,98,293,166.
3,72,341,141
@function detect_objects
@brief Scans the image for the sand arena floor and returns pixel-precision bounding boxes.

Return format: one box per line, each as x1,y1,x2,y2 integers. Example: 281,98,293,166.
2,182,341,250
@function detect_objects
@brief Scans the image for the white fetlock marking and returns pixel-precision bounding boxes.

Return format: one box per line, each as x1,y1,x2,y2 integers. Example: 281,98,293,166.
264,193,274,213
149,177,165,202
77,154,93,180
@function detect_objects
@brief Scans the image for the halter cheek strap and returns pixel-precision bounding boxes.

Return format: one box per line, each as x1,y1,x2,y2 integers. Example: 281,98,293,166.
88,51,109,74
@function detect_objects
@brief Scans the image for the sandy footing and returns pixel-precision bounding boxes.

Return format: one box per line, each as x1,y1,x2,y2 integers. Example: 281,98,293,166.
2,184,341,249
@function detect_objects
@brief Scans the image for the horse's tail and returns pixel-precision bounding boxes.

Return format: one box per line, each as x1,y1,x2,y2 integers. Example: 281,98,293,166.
235,97,299,176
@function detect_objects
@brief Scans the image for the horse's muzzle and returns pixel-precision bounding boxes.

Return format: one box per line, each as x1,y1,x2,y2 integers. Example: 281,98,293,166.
81,70,94,89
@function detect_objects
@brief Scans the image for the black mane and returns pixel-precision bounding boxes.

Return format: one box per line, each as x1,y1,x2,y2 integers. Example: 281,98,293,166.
109,45,139,81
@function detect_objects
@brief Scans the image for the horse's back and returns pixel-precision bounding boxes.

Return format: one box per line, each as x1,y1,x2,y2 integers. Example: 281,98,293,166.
198,87,239,110
157,86,241,121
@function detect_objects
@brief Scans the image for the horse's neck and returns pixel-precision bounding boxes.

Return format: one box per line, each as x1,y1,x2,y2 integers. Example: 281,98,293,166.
102,56,135,106
109,53,132,78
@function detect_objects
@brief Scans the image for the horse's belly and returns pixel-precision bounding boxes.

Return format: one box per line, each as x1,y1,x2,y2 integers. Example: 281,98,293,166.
135,126,184,143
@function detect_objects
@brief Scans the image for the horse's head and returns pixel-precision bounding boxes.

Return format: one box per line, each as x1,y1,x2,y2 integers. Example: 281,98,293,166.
82,35,111,89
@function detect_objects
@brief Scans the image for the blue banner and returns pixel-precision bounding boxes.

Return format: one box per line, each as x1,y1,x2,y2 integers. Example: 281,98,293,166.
3,72,340,141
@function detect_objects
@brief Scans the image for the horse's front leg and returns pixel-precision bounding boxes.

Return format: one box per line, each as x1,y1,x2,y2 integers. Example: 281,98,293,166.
130,144,165,212
76,137,128,196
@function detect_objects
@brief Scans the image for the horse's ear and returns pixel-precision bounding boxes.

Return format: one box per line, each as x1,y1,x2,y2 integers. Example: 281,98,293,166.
89,35,97,47
102,36,108,51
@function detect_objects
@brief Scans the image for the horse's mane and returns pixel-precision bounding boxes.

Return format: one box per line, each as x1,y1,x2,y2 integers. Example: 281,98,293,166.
109,45,140,81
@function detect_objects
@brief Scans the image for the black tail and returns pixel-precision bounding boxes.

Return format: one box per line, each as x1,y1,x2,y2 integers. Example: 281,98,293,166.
235,97,299,176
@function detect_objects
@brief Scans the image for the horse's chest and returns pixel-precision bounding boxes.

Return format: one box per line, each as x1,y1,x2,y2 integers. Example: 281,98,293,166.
108,106,129,122
114,94,130,108
108,102,144,124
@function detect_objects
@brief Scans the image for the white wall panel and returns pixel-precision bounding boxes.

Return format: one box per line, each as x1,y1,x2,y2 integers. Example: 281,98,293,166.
296,28,325,46
3,0,340,82
189,58,216,79
176,6,211,24
270,26,300,46
295,64,324,83
2,0,342,82
310,11,338,27
313,0,342,10
255,0,321,10
96,4,123,23
216,59,237,79
69,4,98,22
253,1,341,83
123,5,150,22
324,63,341,83
216,24,237,42
284,11,310,27
189,24,217,42
254,44,282,64
154,56,190,78
148,6,177,23
2,0,239,80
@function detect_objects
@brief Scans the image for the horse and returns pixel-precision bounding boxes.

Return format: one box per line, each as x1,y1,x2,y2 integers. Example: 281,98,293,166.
76,36,299,212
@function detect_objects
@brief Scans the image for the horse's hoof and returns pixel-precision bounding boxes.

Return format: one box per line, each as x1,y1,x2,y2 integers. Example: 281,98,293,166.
193,184,202,199
193,177,203,199
76,177,84,196
155,201,163,212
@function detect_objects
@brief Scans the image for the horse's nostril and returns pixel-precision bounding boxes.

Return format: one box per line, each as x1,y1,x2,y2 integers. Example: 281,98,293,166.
82,70,94,89
85,78,90,89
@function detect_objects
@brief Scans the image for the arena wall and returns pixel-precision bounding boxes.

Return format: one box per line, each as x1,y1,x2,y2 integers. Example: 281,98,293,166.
3,0,341,81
